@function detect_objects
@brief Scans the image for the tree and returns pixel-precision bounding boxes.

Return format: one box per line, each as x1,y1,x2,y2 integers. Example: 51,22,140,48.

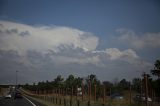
103,81,113,95
74,77,83,87
118,79,130,90
151,59,160,79
53,75,64,88
132,78,141,92
37,81,46,90
88,74,101,96
103,81,113,88
65,74,75,88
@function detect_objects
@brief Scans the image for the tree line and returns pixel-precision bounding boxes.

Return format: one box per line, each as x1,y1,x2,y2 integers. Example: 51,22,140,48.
23,59,160,97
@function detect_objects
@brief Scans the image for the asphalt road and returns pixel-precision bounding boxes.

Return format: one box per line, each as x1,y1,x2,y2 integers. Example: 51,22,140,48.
0,96,46,106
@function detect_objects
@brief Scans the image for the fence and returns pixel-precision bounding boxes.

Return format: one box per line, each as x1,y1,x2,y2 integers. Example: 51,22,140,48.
21,87,159,106
21,74,160,106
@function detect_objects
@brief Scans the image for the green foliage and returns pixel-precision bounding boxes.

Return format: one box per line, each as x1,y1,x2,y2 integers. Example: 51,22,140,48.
155,59,160,69
53,75,64,88
151,59,160,78
118,79,130,90
65,74,75,88
150,59,160,96
88,74,101,96
111,79,130,93
151,79,160,96
132,78,141,93
22,66,160,98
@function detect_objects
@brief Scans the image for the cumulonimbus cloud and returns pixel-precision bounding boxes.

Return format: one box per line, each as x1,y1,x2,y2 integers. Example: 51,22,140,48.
0,20,141,66
0,20,99,55
0,20,153,83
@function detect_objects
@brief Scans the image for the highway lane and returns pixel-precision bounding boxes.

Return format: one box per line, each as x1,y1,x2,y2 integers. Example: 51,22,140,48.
0,96,46,106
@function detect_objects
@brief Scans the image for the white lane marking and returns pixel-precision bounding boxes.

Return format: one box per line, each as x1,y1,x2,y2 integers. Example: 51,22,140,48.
23,96,36,106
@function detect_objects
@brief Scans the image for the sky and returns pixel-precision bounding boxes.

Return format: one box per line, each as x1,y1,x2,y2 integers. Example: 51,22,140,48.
0,0,160,84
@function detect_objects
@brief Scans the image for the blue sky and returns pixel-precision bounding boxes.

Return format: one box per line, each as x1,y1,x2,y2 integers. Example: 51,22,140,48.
1,0,160,32
0,0,160,84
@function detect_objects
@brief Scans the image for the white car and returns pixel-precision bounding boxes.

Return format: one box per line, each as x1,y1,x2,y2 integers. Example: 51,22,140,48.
141,96,152,102
5,93,12,99
134,95,152,102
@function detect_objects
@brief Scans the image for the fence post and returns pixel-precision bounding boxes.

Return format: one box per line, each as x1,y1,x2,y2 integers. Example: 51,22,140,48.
77,100,80,106
87,101,90,106
76,85,78,100
102,85,105,106
65,88,68,96
94,84,96,101
58,88,60,97
87,80,91,106
56,97,57,104
70,87,73,106
64,98,66,106
59,98,61,105
88,80,91,101
129,82,132,104
82,81,84,101
70,100,72,106
53,97,55,104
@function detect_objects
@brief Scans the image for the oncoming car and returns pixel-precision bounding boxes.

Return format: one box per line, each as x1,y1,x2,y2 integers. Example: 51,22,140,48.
14,91,23,99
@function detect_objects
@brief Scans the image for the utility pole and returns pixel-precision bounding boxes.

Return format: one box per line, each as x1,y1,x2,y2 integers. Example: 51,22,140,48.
16,70,18,88
143,73,149,106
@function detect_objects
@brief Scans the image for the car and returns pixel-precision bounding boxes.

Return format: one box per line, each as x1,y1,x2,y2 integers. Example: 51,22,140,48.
5,93,12,99
134,94,152,102
14,91,23,99
110,93,124,100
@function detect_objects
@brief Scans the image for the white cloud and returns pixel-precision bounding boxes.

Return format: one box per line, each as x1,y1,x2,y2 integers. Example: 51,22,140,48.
0,20,99,55
105,48,138,60
50,55,100,66
92,48,138,61
117,29,160,49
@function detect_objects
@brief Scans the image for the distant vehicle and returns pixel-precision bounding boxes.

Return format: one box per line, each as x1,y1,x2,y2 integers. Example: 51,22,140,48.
5,93,12,99
77,91,82,96
134,94,152,102
110,93,124,100
14,91,23,99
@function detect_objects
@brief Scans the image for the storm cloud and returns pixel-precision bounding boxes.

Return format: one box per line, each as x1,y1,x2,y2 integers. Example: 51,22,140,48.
0,20,152,84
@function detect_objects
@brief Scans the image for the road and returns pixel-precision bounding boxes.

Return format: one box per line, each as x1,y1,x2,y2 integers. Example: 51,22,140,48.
0,96,46,106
